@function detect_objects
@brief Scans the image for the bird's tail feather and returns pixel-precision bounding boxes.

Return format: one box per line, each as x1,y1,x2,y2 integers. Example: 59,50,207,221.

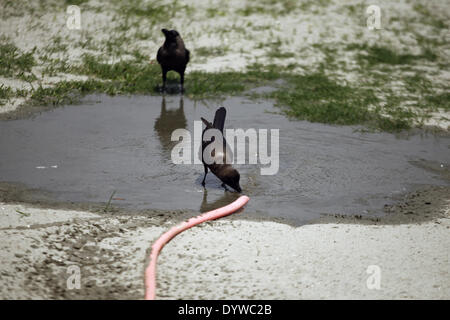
213,107,226,133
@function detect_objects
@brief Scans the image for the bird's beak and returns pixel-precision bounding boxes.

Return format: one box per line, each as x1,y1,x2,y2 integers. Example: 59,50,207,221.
161,29,169,37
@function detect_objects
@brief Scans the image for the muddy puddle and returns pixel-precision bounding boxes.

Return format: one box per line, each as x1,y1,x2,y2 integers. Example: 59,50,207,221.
0,94,449,224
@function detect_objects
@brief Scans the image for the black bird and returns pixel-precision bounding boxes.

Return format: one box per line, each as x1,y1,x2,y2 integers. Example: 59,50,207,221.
201,107,242,193
157,29,190,93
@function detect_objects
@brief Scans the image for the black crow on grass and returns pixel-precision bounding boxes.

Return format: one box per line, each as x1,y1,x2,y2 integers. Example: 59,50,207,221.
157,29,190,93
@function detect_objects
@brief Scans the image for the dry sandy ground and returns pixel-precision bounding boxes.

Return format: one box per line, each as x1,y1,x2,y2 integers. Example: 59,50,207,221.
0,186,448,300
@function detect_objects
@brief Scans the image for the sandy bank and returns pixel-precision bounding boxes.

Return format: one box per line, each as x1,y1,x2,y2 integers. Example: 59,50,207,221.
0,186,448,299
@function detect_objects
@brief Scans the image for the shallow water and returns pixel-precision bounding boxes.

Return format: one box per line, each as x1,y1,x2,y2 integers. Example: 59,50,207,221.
0,94,449,224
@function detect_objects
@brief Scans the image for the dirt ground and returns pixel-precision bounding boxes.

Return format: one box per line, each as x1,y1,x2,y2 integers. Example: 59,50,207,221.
0,185,448,299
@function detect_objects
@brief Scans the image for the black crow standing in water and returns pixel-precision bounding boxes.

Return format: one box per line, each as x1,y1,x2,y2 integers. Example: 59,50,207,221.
201,107,242,193
157,29,190,93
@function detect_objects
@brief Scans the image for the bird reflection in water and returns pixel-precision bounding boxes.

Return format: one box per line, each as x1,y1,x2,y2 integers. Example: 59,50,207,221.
153,95,187,160
200,188,241,213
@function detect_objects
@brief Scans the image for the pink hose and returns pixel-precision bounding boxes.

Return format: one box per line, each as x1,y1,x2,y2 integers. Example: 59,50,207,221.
144,195,250,300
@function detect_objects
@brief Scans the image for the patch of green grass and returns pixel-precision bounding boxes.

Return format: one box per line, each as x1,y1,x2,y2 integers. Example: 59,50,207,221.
413,4,447,30
72,54,162,92
100,32,132,56
41,58,71,77
0,85,13,106
29,56,283,102
16,209,31,217
206,8,228,18
116,0,190,23
236,5,271,16
374,112,414,132
313,44,338,70
340,3,367,26
26,52,433,132
268,50,295,59
120,1,170,18
191,66,417,131
298,0,331,12
377,93,417,130
268,73,381,126
236,0,308,16
65,0,89,5
400,74,448,113
343,3,363,16
265,39,296,59
403,73,432,94
425,92,450,111
131,49,148,62
347,43,437,67
420,47,438,62
0,0,59,18
70,55,281,99
77,54,141,80
195,46,230,58
414,33,446,48
29,83,86,106
44,36,68,55
359,45,416,65
133,29,153,41
187,72,247,98
187,63,293,99
28,79,130,107
0,40,36,77
246,63,292,81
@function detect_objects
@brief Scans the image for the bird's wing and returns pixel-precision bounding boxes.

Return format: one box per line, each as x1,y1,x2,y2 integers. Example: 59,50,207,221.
185,48,190,64
213,107,226,133
156,47,163,64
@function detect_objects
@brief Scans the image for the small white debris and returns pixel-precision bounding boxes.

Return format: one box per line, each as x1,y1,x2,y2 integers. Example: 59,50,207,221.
35,165,58,169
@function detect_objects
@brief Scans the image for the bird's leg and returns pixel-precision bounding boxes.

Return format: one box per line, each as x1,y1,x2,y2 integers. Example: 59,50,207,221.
201,164,208,187
180,71,185,94
161,69,167,92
